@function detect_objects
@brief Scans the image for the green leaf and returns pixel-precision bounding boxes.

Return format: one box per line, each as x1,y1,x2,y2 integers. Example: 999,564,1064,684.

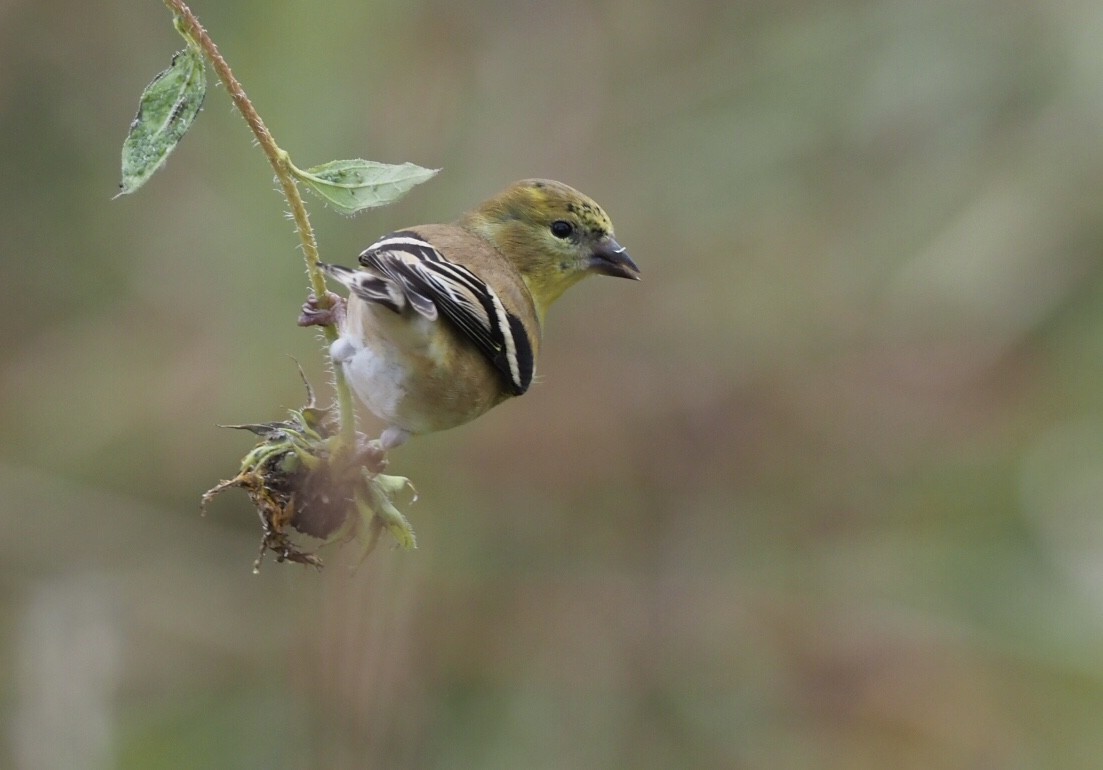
116,46,206,197
366,473,418,550
292,159,439,214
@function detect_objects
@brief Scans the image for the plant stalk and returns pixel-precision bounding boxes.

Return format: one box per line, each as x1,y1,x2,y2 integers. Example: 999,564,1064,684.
163,0,358,448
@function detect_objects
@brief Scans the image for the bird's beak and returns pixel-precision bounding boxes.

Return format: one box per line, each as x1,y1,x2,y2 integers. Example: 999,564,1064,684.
588,237,641,280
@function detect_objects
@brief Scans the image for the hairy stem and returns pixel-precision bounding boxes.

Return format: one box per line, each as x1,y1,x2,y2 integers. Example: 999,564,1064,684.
163,0,357,447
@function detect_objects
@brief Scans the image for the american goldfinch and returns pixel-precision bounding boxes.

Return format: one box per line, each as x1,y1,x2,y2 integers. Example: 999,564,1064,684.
299,178,639,452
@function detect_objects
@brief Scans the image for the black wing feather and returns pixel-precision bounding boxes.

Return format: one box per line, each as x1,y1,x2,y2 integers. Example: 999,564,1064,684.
355,231,534,394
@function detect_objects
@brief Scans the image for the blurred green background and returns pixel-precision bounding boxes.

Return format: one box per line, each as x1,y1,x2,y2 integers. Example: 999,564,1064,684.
4,0,1103,767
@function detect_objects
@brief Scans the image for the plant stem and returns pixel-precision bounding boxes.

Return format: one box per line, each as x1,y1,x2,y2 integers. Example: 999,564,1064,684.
163,0,357,448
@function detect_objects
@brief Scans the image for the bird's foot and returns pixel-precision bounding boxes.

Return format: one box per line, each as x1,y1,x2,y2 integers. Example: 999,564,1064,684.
356,439,389,474
297,291,346,328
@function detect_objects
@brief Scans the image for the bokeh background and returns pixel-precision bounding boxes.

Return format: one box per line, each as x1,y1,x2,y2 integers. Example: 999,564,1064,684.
4,0,1103,767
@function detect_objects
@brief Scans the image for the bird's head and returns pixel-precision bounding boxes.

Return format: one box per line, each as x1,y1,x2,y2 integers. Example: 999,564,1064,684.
458,179,639,318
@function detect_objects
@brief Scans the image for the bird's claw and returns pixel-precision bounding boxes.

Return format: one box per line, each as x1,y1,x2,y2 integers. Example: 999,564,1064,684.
298,291,346,328
357,440,389,474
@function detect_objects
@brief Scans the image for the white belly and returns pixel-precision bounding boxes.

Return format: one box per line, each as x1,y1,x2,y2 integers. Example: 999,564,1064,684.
332,335,413,429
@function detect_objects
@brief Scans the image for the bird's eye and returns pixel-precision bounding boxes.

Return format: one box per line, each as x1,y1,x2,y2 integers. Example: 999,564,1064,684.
550,220,574,239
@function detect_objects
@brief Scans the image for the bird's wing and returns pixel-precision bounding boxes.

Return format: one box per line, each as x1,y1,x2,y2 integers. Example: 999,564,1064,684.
347,230,534,395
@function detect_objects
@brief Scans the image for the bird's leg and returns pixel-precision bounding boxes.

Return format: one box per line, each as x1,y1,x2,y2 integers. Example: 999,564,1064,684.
380,427,412,451
298,291,346,328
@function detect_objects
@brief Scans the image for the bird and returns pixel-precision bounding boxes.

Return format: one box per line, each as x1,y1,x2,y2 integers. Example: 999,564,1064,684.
299,178,639,457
